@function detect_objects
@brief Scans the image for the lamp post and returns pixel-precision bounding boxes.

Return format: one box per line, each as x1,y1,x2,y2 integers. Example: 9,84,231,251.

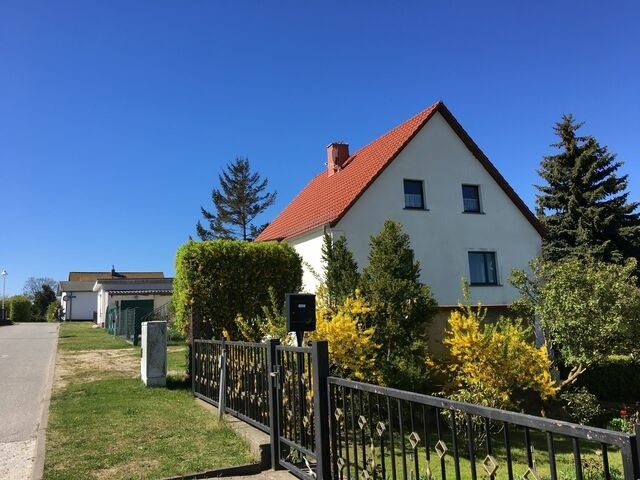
1,270,7,321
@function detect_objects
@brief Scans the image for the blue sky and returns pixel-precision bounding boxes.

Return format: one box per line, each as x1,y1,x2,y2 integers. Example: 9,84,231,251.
1,1,639,296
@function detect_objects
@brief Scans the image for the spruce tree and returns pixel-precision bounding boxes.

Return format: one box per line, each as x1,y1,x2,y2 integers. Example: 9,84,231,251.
536,115,640,265
321,233,360,310
360,220,437,391
196,157,277,241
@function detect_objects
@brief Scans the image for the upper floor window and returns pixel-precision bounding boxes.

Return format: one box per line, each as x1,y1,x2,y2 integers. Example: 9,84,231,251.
462,184,481,213
404,179,425,209
468,251,498,285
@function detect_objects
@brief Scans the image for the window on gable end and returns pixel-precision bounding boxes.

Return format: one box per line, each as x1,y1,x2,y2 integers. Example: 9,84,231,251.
462,184,481,213
404,179,425,209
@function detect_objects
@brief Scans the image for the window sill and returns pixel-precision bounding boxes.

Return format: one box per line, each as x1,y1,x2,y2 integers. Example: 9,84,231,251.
403,207,429,211
469,283,502,287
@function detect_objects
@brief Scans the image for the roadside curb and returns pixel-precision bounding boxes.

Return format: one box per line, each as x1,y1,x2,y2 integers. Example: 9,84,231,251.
31,323,60,480
162,462,263,480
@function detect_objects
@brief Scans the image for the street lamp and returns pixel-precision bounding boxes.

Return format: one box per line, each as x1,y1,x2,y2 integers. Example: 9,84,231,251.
1,270,7,321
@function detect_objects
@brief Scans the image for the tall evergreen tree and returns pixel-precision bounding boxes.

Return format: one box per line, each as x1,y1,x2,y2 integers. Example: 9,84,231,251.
536,115,640,265
196,157,277,241
321,233,360,310
360,220,437,391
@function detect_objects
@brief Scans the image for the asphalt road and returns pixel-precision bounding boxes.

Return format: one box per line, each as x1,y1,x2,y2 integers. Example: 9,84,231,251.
0,322,59,480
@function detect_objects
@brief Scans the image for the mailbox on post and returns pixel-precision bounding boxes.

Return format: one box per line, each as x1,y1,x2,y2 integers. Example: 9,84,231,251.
285,293,316,346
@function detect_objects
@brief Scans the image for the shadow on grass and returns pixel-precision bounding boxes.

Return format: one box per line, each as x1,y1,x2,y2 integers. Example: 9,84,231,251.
166,374,191,391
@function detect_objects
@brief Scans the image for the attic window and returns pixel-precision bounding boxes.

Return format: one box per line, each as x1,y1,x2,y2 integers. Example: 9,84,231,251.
462,184,481,213
403,180,425,209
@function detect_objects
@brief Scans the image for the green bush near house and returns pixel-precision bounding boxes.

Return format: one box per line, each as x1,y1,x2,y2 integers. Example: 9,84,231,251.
174,239,302,340
7,295,33,322
576,356,640,402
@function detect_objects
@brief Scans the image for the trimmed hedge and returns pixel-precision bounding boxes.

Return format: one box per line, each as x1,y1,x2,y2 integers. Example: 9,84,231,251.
577,357,640,402
174,239,302,340
7,295,33,322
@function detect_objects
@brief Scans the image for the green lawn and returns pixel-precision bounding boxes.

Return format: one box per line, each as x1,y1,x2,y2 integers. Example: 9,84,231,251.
44,323,253,480
57,322,131,351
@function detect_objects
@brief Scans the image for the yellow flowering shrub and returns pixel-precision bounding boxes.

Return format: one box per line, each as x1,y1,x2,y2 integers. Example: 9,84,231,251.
310,291,380,382
430,295,558,411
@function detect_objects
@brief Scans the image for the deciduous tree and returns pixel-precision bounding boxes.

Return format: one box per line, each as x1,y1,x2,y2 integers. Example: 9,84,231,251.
511,258,640,385
23,277,57,300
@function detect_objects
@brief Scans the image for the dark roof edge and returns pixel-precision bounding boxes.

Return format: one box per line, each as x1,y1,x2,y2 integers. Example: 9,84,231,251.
436,103,545,237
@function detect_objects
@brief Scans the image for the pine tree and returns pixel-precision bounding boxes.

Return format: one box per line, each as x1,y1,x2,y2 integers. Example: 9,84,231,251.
321,233,360,310
360,220,437,391
196,157,277,241
536,115,640,265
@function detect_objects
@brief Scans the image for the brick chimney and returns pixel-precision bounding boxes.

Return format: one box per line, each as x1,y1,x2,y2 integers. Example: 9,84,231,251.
327,143,349,176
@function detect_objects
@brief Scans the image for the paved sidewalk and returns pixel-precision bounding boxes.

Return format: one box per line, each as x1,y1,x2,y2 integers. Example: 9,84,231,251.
0,323,59,480
222,472,295,479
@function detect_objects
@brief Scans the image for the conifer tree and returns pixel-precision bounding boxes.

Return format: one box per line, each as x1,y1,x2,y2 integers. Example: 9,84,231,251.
360,220,437,391
536,115,640,265
196,157,277,241
321,233,359,310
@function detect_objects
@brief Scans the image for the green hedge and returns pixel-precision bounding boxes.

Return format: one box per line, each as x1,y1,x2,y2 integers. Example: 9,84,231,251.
7,295,33,322
577,357,640,402
174,239,302,340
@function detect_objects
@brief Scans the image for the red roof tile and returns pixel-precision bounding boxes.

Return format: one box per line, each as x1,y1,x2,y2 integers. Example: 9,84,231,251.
257,101,543,241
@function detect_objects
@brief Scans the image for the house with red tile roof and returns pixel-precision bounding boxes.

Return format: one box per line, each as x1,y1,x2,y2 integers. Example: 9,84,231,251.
257,101,542,314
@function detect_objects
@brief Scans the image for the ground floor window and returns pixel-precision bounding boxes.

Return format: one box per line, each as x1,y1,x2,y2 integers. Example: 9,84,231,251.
468,251,498,285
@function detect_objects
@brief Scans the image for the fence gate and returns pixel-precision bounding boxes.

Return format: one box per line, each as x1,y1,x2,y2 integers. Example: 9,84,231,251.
271,342,330,480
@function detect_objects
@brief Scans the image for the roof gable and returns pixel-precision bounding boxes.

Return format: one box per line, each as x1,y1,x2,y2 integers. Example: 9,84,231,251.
257,101,543,241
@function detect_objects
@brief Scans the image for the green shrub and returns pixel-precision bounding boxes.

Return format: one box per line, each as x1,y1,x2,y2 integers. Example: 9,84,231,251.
8,295,33,322
576,357,640,402
174,239,302,341
46,302,61,322
560,387,602,426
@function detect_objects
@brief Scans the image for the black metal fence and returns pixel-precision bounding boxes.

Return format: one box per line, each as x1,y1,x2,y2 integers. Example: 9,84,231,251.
192,338,640,480
193,339,271,432
328,377,638,480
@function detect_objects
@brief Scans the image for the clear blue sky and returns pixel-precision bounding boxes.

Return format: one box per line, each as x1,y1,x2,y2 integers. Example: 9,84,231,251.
1,1,639,296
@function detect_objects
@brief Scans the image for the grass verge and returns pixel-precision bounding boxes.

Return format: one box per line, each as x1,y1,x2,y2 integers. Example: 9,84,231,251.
44,323,253,480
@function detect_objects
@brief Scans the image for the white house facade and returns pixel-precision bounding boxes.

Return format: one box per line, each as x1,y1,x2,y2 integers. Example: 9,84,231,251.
257,101,543,309
59,271,168,323
59,281,98,321
95,278,173,326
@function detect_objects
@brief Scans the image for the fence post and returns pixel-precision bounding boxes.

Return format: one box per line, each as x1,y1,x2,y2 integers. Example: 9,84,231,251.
191,340,196,397
218,339,227,420
267,339,282,470
633,423,640,479
312,340,330,480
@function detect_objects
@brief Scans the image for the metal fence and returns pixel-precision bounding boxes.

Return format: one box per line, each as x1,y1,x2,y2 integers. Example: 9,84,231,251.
192,338,640,480
193,339,271,432
328,377,639,480
106,307,140,345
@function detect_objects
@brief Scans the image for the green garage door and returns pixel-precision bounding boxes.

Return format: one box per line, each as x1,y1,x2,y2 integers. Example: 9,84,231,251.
120,300,154,345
